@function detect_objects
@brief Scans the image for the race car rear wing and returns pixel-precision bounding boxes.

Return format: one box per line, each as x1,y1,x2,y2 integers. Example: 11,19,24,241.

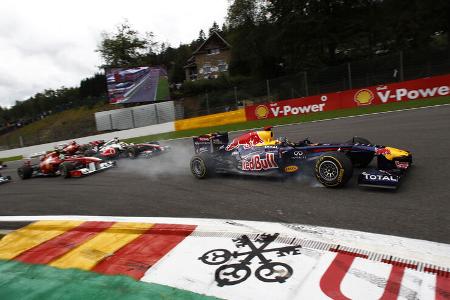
193,132,229,154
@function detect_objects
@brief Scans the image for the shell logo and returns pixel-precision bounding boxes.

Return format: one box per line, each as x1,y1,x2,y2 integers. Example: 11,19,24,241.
255,105,270,119
354,89,374,106
284,165,299,173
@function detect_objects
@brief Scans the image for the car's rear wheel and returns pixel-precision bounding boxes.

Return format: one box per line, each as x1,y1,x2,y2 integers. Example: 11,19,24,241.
59,162,75,178
127,147,138,159
17,165,33,179
315,152,353,188
190,153,215,179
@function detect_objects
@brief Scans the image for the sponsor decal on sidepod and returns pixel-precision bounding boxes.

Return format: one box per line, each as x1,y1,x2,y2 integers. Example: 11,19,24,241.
284,166,299,173
242,153,278,171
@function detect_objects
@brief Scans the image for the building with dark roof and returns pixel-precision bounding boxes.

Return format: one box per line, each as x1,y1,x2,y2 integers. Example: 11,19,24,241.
184,31,231,81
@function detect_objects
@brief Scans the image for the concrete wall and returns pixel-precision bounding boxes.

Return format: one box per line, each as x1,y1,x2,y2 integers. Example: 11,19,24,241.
0,122,175,158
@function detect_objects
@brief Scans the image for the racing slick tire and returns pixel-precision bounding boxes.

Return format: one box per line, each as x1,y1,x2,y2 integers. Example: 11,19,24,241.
346,136,374,167
126,147,138,159
190,153,216,179
315,152,353,188
59,162,75,179
84,149,97,157
17,165,33,180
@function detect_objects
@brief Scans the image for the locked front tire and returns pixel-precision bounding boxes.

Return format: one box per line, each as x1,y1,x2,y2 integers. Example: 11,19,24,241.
315,152,353,188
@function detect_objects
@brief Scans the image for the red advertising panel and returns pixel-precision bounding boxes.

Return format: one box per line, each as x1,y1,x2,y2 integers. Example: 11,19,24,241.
245,74,450,120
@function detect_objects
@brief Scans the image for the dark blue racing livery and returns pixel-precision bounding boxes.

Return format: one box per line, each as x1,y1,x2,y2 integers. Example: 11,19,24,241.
190,127,412,189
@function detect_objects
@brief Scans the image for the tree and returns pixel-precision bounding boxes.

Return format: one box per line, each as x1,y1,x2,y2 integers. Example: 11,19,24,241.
97,21,156,67
198,30,206,42
209,22,220,35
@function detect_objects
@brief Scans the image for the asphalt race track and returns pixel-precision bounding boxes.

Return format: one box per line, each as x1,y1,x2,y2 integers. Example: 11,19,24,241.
1,105,449,243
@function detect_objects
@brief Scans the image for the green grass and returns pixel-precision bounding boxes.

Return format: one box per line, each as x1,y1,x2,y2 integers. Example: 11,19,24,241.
126,96,450,143
0,104,115,150
155,76,169,101
0,155,23,162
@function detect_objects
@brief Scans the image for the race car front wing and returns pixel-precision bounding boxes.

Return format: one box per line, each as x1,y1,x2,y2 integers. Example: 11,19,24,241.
358,170,402,189
0,175,12,185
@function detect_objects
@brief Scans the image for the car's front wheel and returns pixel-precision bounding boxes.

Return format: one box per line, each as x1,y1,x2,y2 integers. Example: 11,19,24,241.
59,162,75,178
315,152,353,188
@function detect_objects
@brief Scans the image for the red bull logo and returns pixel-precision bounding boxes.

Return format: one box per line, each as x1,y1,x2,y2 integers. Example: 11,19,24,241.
226,131,265,151
242,153,278,171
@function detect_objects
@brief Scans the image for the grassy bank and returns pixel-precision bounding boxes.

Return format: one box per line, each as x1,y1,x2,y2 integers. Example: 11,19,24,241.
156,77,169,101
0,104,114,150
0,155,23,162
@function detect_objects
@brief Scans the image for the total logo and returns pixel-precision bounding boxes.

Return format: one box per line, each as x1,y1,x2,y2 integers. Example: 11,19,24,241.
362,172,398,182
242,153,278,171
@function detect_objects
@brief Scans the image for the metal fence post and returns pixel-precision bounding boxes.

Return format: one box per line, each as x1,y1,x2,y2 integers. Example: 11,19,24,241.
303,71,309,96
154,103,160,124
19,136,24,147
399,50,404,81
234,86,238,107
206,92,210,114
266,80,271,101
130,110,136,128
109,114,113,130
347,62,353,89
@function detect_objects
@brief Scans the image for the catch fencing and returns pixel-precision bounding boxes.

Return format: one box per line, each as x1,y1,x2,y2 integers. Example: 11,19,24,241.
178,48,450,117
95,101,182,131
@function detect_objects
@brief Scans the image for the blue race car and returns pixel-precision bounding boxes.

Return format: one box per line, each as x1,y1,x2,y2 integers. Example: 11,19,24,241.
190,127,412,189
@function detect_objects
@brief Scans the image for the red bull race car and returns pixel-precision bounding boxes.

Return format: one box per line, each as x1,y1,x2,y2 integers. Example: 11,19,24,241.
190,127,413,189
17,151,116,179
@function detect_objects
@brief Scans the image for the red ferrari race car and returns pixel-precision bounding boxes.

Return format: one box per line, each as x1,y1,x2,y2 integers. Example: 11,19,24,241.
84,138,170,159
54,140,105,156
17,151,116,179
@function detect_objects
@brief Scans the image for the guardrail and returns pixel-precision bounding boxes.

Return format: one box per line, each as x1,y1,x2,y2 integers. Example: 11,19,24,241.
95,101,181,131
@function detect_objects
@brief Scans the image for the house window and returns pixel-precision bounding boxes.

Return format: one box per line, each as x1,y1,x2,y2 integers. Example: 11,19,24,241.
218,61,228,72
207,48,220,55
203,64,212,74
